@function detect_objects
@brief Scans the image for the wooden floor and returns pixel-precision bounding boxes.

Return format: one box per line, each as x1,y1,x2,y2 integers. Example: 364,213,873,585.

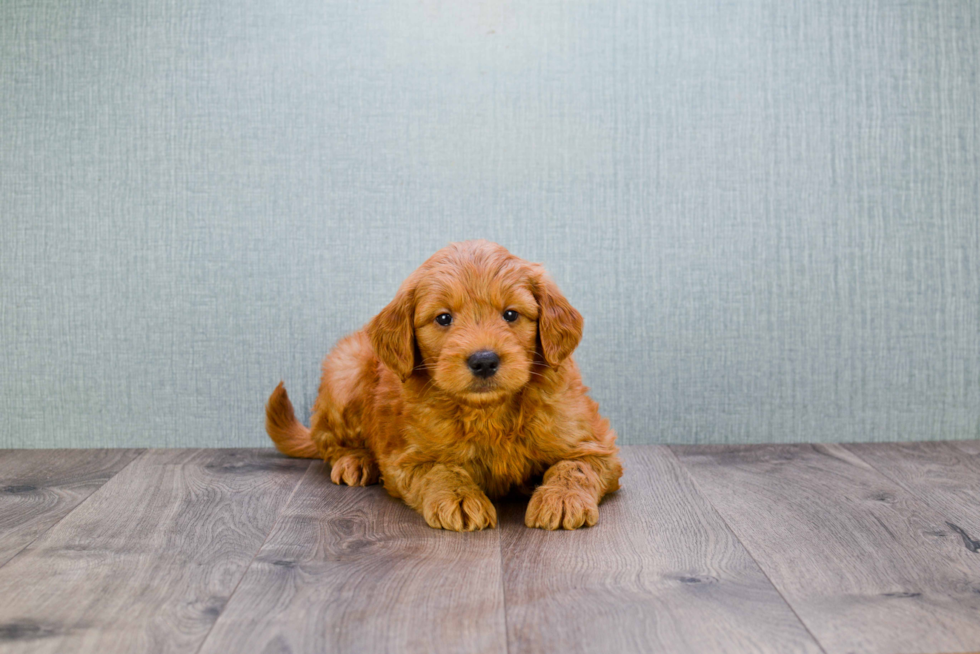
0,444,978,654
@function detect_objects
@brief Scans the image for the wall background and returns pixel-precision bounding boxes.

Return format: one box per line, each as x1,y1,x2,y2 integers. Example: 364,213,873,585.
2,0,978,448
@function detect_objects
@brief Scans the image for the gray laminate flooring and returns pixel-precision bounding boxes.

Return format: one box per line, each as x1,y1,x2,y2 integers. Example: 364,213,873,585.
0,443,978,654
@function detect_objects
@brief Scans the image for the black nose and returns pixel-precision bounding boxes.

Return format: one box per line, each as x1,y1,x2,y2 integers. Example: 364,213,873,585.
467,350,500,378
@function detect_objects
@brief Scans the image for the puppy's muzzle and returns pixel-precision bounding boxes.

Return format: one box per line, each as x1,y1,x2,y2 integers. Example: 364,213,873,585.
467,350,500,379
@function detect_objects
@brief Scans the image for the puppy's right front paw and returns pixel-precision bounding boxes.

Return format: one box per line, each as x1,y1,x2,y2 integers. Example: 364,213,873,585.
421,488,497,532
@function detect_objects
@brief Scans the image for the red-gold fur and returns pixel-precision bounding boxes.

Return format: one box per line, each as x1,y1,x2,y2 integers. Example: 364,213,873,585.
266,240,622,531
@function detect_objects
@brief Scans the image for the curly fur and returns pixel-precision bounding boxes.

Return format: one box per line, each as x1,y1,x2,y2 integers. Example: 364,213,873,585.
266,240,621,531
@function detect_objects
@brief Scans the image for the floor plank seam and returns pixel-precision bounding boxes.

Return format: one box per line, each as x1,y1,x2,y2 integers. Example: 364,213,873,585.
665,446,830,654
496,518,511,654
0,448,147,573
948,440,980,457
192,459,316,654
839,444,919,500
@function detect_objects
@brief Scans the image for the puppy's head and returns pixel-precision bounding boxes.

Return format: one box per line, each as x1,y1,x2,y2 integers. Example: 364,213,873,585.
367,240,583,404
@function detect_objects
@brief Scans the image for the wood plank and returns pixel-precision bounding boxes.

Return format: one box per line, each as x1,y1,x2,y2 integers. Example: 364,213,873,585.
499,446,823,654
673,443,980,654
951,439,980,456
0,449,310,654
197,461,508,654
847,442,980,556
0,449,142,567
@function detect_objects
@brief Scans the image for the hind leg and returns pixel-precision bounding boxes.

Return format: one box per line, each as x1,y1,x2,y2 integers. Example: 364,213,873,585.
309,331,381,486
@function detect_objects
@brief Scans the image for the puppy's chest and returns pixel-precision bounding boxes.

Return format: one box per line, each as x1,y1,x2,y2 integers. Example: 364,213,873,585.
444,424,544,492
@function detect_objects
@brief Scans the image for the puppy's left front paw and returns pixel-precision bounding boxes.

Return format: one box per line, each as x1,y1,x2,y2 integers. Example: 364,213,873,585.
525,485,599,530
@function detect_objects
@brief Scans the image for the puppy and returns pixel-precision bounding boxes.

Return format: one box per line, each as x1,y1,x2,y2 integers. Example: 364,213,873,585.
266,240,621,531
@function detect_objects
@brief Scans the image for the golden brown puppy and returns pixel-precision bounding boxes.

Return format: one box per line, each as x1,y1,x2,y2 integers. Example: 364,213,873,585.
266,240,621,531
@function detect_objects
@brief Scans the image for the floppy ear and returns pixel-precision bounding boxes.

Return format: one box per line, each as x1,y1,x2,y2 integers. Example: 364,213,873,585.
530,265,583,367
367,283,417,382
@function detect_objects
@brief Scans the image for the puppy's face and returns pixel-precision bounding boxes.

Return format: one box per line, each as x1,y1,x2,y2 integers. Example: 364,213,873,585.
414,262,539,403
367,241,583,405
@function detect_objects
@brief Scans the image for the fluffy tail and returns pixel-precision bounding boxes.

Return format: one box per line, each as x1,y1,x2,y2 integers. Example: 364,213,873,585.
265,382,319,458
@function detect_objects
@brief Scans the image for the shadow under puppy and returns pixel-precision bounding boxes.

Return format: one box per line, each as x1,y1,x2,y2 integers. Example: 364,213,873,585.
266,240,621,531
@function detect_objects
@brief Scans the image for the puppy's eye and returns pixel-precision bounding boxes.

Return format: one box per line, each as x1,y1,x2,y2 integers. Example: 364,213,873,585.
502,310,519,323
435,313,453,327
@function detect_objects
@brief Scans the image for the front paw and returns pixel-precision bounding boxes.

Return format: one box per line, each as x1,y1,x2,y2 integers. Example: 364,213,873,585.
525,485,599,530
421,487,497,532
329,453,379,486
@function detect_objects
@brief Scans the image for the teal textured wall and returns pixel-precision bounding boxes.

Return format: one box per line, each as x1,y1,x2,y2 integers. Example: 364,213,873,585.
1,0,978,447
